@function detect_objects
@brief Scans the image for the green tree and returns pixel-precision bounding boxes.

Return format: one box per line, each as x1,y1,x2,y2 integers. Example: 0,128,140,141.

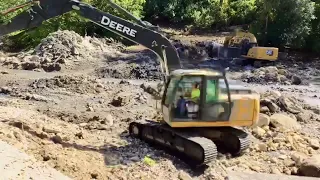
306,0,320,52
1,0,146,50
252,0,315,49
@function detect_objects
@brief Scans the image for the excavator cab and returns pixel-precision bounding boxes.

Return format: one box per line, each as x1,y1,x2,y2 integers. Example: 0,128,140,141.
161,69,233,127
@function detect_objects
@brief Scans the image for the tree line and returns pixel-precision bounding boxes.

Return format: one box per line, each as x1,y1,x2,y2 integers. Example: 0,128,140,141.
1,0,320,53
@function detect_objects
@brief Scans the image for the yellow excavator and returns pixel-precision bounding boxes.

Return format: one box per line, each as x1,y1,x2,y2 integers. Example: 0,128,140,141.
223,29,279,66
1,0,260,167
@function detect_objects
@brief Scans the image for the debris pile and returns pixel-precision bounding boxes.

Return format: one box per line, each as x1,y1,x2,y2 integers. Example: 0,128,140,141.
0,30,124,72
30,75,105,94
96,52,163,80
240,66,306,85
172,39,210,62
243,90,320,177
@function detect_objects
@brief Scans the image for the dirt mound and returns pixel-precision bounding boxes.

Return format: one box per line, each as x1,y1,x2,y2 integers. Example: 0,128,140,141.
30,75,105,94
96,52,164,80
0,30,124,72
171,39,210,63
239,66,307,85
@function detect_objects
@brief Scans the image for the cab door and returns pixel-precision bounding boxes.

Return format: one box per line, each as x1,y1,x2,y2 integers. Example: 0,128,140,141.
201,76,232,122
161,76,180,124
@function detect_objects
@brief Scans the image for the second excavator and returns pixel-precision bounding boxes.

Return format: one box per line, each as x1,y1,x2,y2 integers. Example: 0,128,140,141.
0,0,260,167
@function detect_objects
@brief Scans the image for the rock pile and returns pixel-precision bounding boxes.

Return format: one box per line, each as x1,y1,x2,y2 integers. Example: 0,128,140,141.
240,66,305,85
171,39,209,62
248,90,320,177
0,30,124,72
96,52,163,80
30,75,105,94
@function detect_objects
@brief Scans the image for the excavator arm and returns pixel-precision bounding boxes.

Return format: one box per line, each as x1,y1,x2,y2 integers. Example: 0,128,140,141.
0,0,181,74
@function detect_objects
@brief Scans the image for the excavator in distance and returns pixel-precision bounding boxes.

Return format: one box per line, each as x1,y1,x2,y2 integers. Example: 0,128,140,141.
214,29,279,67
0,0,260,167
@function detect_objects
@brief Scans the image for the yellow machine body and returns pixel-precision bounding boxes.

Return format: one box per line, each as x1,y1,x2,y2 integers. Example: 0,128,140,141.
224,30,258,46
224,30,279,61
242,46,279,61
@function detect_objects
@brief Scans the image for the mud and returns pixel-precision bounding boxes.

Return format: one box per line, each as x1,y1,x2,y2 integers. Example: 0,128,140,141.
0,30,319,180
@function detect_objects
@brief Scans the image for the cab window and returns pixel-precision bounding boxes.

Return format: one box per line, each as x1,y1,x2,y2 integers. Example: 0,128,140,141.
178,76,202,102
206,78,218,103
164,77,179,106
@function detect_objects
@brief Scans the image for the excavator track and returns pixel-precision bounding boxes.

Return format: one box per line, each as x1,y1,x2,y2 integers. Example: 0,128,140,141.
129,120,217,167
211,127,250,156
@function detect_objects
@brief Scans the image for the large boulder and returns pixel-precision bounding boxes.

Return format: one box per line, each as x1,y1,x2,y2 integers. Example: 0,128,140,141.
279,96,304,114
254,113,271,127
270,113,301,130
298,155,320,177
261,99,279,113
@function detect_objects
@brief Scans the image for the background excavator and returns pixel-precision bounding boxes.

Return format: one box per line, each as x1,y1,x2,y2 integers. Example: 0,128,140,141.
0,0,260,167
210,28,279,67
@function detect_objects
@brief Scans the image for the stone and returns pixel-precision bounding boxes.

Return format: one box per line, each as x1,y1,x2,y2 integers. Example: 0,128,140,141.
270,113,301,130
79,123,88,127
261,99,280,113
309,139,320,150
87,106,94,112
254,113,270,127
252,126,266,138
278,155,287,160
129,156,140,162
178,170,192,180
278,69,287,75
260,106,270,113
42,127,61,134
271,167,282,174
273,137,286,143
291,167,299,175
75,132,84,139
51,135,63,144
105,114,114,126
249,165,261,172
298,155,320,177
279,96,303,114
279,75,288,82
296,111,313,123
290,152,308,166
91,173,98,179
270,90,282,98
283,158,295,167
270,157,278,163
1,86,12,94
284,169,292,175
257,143,268,152
96,124,108,130
268,102,280,113
262,125,269,131
291,75,302,85
13,131,22,141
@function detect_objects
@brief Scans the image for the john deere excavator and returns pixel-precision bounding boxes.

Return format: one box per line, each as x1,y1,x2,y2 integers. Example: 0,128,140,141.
0,0,260,167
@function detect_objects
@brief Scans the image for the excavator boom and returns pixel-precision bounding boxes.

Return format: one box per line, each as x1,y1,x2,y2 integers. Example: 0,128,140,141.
0,0,181,73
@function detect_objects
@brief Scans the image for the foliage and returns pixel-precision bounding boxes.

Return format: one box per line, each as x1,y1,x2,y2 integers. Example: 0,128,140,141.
0,0,146,50
144,0,257,28
1,0,320,52
252,0,315,49
306,0,320,52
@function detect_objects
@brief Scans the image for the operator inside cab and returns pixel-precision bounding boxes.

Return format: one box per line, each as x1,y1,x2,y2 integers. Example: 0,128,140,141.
191,82,200,102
